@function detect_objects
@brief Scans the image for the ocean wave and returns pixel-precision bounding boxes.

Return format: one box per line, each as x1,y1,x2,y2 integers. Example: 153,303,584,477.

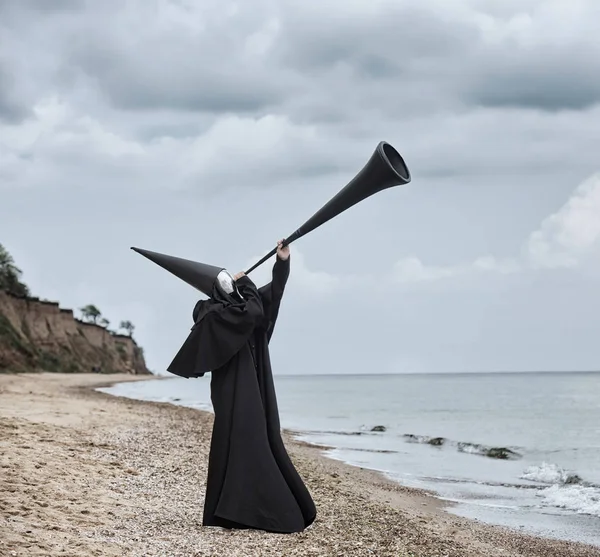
521,462,583,485
420,475,538,490
291,427,392,437
457,442,520,460
403,434,521,460
404,434,446,446
520,463,600,517
302,429,366,436
538,484,600,518
332,447,398,454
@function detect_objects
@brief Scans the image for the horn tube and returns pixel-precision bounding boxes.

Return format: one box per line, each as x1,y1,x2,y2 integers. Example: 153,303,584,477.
245,141,411,275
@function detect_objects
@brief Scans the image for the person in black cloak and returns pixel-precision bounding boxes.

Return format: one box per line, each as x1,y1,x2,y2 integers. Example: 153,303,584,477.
167,240,317,533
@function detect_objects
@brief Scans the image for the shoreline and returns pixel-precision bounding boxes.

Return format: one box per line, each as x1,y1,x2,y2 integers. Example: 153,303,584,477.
99,374,600,545
98,375,449,510
95,376,451,521
1,373,599,556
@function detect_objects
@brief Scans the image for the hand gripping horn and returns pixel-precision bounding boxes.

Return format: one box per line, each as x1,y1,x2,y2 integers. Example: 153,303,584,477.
245,141,411,275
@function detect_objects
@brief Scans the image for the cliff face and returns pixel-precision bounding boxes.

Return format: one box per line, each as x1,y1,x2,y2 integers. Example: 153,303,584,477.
0,291,151,374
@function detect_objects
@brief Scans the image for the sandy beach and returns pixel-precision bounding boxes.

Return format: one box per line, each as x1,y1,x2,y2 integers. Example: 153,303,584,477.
1,373,599,557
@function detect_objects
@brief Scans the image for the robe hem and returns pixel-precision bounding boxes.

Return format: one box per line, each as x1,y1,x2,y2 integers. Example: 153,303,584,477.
205,510,306,534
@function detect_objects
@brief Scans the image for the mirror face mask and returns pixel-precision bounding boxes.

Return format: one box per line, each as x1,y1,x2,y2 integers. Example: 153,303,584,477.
217,270,235,294
216,270,243,300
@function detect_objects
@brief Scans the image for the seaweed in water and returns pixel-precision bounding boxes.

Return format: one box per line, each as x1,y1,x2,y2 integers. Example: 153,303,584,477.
457,442,521,460
403,434,447,447
403,433,522,460
428,437,446,447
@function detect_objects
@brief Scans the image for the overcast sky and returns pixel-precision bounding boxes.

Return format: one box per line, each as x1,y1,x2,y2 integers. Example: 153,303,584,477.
1,0,599,376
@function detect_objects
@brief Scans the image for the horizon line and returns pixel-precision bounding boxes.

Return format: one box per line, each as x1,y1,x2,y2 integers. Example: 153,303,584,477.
151,369,600,377
272,369,600,377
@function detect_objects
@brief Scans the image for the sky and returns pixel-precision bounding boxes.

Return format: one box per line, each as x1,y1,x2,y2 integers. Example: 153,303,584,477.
1,0,599,375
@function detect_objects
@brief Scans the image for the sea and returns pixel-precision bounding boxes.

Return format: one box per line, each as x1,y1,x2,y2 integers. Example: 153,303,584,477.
98,372,600,546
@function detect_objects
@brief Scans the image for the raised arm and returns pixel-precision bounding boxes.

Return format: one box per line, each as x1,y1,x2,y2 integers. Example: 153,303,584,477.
258,239,291,342
271,240,290,304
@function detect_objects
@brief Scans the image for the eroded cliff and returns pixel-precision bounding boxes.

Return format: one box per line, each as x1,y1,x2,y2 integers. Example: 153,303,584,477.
0,291,150,374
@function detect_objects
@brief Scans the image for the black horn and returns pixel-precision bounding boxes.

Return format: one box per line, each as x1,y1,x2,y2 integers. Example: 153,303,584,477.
245,141,411,275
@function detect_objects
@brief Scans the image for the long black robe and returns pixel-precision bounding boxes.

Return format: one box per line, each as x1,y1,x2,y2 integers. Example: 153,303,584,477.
168,256,316,533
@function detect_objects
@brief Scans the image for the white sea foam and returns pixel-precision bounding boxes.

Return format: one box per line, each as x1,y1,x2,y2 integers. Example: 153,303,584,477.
521,462,581,485
539,484,600,517
521,463,600,517
457,443,481,455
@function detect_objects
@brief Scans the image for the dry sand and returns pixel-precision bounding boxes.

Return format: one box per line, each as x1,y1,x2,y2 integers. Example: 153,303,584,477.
1,372,599,557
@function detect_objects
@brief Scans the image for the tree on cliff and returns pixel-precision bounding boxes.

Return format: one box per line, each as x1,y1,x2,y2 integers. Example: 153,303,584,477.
0,243,30,297
79,304,102,324
119,320,135,337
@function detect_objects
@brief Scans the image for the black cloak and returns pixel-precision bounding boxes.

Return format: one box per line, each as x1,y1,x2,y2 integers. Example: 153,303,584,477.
168,256,316,533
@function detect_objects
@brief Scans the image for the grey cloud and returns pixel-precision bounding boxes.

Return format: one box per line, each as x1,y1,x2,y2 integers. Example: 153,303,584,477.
5,0,600,126
0,64,30,124
73,48,287,113
33,0,84,9
0,92,29,124
58,5,294,115
0,0,84,16
107,75,282,114
32,3,475,121
466,46,600,111
472,81,600,112
276,5,474,75
273,4,600,120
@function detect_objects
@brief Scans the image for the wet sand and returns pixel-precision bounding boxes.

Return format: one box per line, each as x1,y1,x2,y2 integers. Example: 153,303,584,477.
1,372,599,557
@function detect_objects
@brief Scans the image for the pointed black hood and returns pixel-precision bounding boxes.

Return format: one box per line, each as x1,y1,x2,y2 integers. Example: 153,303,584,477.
131,247,224,297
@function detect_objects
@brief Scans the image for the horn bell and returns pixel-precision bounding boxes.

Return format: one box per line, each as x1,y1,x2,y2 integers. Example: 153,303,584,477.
244,141,411,274
287,141,410,243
